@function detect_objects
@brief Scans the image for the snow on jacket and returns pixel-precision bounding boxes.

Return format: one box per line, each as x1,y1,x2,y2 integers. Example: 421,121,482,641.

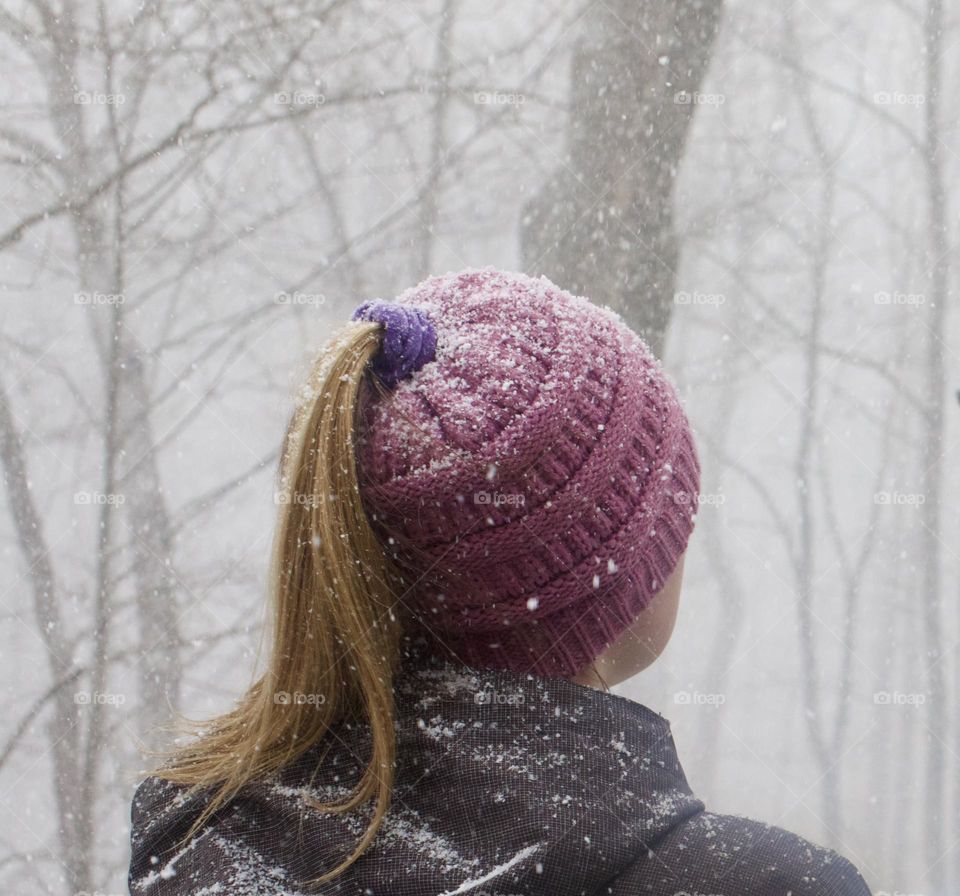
128,658,872,896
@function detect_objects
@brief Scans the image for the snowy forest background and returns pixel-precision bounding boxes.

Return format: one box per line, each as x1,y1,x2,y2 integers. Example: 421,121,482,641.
0,0,957,893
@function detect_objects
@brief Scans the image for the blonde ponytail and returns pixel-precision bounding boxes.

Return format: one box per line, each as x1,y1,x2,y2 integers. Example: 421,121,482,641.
150,320,406,882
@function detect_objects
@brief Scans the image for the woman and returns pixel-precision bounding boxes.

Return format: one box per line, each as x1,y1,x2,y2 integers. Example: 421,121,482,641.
128,267,872,895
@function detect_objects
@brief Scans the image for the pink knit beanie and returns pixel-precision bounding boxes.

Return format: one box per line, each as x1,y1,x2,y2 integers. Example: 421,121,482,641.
354,267,700,678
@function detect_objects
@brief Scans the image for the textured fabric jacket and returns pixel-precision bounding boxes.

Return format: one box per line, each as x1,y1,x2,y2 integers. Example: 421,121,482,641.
128,659,872,896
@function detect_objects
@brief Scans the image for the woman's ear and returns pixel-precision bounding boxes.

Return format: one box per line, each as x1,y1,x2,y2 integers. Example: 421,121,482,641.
572,553,685,689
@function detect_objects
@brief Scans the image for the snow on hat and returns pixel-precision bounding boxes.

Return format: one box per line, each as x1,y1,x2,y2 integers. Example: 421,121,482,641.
354,267,700,678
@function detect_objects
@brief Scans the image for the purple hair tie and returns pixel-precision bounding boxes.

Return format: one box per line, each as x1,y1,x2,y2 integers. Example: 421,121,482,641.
351,300,437,387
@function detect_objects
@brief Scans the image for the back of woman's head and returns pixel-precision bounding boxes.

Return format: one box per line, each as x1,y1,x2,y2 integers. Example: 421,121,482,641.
149,266,699,884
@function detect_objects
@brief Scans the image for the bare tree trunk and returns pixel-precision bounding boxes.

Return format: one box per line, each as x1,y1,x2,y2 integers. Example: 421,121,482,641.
120,344,183,742
0,380,86,892
790,31,842,843
521,0,724,353
695,327,746,790
783,6,886,842
74,301,123,892
51,7,186,748
72,205,184,749
919,1,948,888
417,0,457,278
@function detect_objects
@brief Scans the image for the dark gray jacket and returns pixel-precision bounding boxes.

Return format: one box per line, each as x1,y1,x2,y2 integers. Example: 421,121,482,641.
128,658,872,895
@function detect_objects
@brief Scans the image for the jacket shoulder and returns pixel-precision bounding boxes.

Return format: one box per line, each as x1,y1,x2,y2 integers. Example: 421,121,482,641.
606,811,871,896
128,775,218,893
130,775,196,848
